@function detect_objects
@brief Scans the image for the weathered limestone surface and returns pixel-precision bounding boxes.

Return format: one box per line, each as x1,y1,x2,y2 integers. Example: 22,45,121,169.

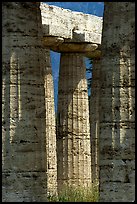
90,59,101,188
40,2,103,43
44,49,57,196
99,2,135,202
57,53,92,192
40,3,102,58
2,1,135,202
42,38,99,56
2,2,47,202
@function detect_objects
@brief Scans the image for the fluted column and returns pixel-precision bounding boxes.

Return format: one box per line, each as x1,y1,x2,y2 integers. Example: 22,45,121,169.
90,59,100,188
44,49,57,196
2,3,47,202
99,2,135,202
57,53,92,192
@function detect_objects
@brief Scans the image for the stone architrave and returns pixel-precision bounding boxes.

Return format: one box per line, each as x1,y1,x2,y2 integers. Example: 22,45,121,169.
57,53,92,192
90,59,100,188
2,2,47,202
40,2,103,44
44,49,58,197
99,2,135,202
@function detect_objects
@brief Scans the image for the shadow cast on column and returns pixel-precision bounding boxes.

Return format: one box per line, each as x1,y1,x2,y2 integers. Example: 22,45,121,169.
2,2,47,202
99,2,135,201
56,53,91,192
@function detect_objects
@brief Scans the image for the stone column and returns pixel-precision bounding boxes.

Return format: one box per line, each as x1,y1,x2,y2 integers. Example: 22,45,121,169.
57,53,92,192
2,3,47,202
44,49,57,197
90,58,100,188
99,2,135,202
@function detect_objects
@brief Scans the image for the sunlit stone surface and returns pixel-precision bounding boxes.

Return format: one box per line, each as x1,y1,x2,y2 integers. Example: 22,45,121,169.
99,2,135,202
44,49,58,197
2,2,47,202
57,53,92,192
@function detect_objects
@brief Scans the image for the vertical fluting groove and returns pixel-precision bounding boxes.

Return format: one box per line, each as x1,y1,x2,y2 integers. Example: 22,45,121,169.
66,54,71,185
68,53,72,183
71,54,75,186
69,54,73,185
90,59,100,187
82,80,86,185
99,2,135,202
2,2,47,202
57,53,91,191
44,49,57,196
75,54,78,185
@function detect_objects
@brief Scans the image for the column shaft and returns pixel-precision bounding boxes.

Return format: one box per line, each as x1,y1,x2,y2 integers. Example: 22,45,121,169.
90,59,100,187
99,2,135,202
2,2,47,202
44,49,57,196
57,53,92,191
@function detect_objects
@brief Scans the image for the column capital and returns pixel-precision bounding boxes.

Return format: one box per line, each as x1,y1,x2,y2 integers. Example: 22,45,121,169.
42,36,101,58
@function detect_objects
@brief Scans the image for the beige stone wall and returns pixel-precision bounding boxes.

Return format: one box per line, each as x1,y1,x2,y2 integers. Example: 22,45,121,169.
44,49,58,196
99,2,135,202
57,53,92,192
2,2,47,202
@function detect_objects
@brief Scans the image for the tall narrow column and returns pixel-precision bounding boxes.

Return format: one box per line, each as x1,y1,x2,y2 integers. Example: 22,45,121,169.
2,3,47,202
44,49,57,197
57,53,92,192
90,59,100,188
99,2,135,202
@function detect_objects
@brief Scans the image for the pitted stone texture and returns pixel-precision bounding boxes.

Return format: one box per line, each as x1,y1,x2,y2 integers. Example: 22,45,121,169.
40,3,102,57
57,53,92,192
90,59,100,187
44,49,58,196
40,3,103,44
42,38,99,56
99,2,135,202
2,171,47,202
2,2,47,202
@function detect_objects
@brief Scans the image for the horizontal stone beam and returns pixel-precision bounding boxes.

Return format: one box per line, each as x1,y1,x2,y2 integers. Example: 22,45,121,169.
40,3,103,45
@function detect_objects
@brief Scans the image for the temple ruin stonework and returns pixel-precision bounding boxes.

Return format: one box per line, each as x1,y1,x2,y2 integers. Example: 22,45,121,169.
2,2,47,202
2,2,135,202
98,2,135,202
44,49,58,196
57,53,92,191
